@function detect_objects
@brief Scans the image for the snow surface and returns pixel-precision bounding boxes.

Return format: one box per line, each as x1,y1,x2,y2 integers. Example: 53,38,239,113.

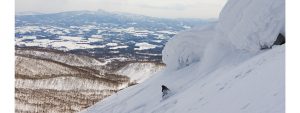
115,62,165,83
15,26,41,34
134,42,157,50
106,43,118,46
216,0,285,52
88,37,103,42
15,38,106,51
82,46,284,113
15,56,80,76
163,0,285,70
15,76,129,91
60,36,83,41
110,46,129,50
16,49,107,67
162,24,216,70
81,0,285,112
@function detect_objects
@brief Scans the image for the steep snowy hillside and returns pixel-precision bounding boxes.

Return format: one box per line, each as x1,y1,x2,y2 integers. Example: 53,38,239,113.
16,47,106,67
15,47,164,113
15,48,131,113
82,45,284,113
115,62,165,83
81,0,285,113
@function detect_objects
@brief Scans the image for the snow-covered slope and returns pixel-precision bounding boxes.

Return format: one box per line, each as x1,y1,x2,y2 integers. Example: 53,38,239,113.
82,45,284,113
15,48,131,113
16,48,106,67
81,0,285,112
15,56,81,76
15,47,167,113
115,62,165,83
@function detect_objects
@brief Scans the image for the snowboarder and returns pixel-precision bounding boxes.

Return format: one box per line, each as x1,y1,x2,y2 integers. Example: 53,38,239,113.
161,85,170,99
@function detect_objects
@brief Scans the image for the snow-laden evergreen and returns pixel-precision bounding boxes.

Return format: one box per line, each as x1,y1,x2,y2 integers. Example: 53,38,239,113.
163,0,285,70
81,0,285,112
216,0,285,52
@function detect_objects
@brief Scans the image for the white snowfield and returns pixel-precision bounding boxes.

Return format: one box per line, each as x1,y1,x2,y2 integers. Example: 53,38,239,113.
81,0,285,112
82,46,284,113
110,46,129,50
115,62,165,83
135,42,157,50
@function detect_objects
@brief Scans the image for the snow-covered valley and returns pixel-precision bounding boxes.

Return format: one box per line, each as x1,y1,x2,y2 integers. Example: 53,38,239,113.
15,47,164,113
81,0,285,113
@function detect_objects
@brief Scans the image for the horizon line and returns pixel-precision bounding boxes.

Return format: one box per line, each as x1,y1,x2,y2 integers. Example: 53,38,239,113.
15,9,218,20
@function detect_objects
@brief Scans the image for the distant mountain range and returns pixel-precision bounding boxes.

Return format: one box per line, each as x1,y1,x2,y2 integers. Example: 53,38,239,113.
16,11,44,16
16,10,211,30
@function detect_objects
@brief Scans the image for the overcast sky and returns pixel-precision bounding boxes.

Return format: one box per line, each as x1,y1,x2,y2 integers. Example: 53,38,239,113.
16,0,227,19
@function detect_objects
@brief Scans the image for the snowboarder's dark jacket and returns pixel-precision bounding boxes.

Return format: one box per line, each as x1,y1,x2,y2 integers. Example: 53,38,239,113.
161,85,170,92
161,85,170,98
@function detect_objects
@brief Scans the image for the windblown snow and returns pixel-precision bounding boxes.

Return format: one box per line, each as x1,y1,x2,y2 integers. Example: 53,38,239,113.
81,0,285,113
115,62,165,83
